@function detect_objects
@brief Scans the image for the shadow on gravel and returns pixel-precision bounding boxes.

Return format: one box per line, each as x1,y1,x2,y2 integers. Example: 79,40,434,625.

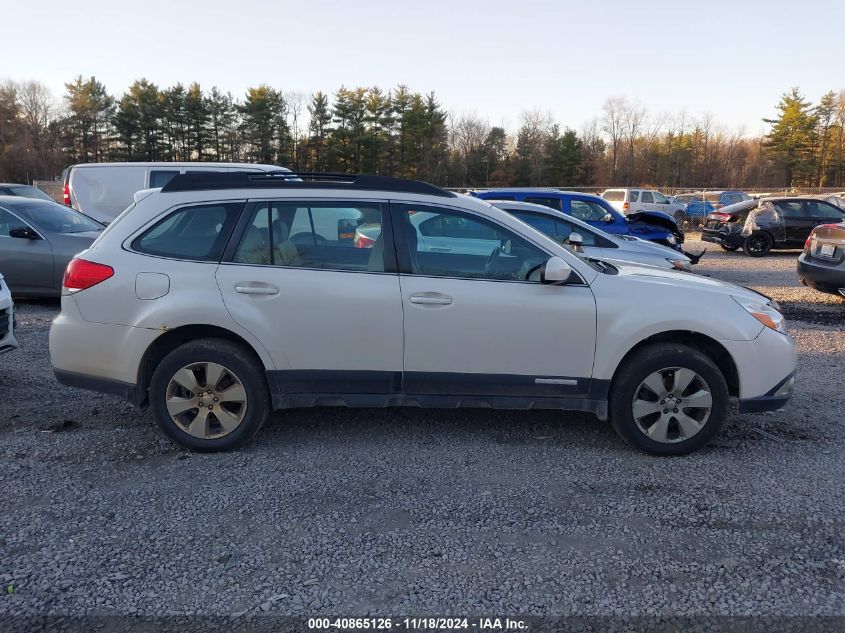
261,407,619,450
780,301,844,326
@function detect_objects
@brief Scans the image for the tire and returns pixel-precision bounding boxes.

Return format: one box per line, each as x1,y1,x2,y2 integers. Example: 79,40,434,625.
609,343,729,456
149,338,270,452
742,232,773,257
720,244,740,252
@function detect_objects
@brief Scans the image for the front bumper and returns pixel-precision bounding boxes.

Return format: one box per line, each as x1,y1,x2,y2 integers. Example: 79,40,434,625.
0,299,18,354
738,372,796,413
720,326,797,405
797,254,845,295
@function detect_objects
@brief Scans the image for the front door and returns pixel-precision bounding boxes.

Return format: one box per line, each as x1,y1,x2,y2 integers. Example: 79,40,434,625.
216,200,404,396
0,209,54,294
392,202,597,399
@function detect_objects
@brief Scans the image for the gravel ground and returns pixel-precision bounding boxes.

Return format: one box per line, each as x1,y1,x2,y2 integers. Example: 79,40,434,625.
1,237,844,621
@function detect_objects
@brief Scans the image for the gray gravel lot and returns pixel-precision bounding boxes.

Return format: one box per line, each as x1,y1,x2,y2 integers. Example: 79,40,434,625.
1,237,844,620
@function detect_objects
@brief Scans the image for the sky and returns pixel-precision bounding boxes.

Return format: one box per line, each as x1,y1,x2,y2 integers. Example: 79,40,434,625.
2,0,842,137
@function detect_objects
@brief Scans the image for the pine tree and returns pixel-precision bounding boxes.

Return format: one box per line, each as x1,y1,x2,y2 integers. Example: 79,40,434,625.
764,88,818,187
63,76,114,163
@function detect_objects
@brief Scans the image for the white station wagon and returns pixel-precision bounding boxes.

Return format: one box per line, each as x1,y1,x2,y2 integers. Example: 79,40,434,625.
49,173,797,455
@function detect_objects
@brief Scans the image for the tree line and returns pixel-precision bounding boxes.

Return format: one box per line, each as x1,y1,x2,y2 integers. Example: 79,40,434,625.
1,76,844,190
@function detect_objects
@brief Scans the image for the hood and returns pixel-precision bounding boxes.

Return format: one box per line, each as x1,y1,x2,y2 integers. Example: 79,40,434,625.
616,235,690,260
626,210,679,230
611,260,766,301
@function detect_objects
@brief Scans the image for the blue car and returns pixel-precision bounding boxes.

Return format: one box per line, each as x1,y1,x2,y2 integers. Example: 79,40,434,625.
471,189,685,251
673,190,752,218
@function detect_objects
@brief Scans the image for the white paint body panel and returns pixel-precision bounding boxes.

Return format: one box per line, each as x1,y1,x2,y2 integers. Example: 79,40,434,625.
49,184,797,413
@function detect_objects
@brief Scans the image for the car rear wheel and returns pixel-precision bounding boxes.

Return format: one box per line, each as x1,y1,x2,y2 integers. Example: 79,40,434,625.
720,244,740,251
743,232,773,257
149,338,270,451
609,343,728,456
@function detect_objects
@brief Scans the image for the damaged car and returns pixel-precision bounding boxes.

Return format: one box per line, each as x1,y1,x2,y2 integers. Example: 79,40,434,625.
702,197,845,257
471,189,699,261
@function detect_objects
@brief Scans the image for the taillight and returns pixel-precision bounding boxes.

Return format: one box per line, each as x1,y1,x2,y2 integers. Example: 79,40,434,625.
623,202,630,211
710,212,732,223
804,234,813,252
62,258,114,293
63,184,71,206
354,232,376,248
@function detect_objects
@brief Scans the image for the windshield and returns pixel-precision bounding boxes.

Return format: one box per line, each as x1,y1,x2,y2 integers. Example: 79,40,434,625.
0,185,54,201
602,190,624,201
21,202,103,233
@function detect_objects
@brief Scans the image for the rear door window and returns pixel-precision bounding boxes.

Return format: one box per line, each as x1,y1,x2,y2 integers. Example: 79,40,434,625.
640,191,654,203
629,191,639,202
523,196,562,211
233,202,387,272
774,201,807,219
133,202,243,261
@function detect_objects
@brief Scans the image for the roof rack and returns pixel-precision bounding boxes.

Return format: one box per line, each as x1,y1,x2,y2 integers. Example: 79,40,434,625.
160,171,455,198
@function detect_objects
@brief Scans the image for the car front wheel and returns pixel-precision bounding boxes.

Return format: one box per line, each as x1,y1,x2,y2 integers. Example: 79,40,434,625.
149,338,270,451
609,343,729,456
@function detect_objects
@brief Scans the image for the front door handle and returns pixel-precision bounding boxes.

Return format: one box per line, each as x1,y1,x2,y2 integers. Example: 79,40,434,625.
409,293,453,305
235,283,279,296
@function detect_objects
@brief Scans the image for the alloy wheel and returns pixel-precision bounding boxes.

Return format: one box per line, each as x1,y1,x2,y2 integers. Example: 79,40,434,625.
165,362,248,439
631,366,713,444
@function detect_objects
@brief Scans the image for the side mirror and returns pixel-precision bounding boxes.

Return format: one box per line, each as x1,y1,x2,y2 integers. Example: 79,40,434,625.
541,256,572,284
9,226,39,240
603,213,615,223
566,232,585,253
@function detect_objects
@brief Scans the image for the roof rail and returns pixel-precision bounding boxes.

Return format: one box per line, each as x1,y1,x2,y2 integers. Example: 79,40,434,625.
160,171,455,198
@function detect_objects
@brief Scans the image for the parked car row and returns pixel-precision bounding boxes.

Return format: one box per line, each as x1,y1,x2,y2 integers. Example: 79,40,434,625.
6,168,837,456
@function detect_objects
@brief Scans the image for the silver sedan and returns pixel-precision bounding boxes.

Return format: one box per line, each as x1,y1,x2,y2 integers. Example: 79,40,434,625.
0,196,103,297
491,200,693,270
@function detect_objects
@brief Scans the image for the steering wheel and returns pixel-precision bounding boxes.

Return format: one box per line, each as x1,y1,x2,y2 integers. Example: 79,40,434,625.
484,244,502,275
523,261,545,281
290,232,327,245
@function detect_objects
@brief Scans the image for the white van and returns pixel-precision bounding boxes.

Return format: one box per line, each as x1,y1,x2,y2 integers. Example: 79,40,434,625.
62,162,285,223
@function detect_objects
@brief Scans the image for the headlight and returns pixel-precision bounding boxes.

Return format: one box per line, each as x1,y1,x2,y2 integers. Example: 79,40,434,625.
732,295,786,334
667,258,690,271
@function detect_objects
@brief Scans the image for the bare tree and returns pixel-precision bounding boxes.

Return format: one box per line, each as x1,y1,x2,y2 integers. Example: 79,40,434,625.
601,96,626,183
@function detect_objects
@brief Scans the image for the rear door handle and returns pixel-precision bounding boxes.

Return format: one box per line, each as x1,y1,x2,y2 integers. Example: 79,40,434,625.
409,293,453,305
235,283,279,296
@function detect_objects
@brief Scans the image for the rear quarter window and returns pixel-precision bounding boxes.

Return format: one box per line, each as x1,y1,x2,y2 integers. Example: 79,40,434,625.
132,202,243,261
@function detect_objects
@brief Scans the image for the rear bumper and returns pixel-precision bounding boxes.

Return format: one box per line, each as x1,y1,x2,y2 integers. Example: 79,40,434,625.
702,227,742,247
797,255,845,294
49,295,159,398
54,369,143,405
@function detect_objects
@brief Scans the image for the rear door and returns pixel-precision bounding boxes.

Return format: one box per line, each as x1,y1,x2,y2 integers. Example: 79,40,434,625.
216,199,405,397
775,201,813,245
393,201,597,399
